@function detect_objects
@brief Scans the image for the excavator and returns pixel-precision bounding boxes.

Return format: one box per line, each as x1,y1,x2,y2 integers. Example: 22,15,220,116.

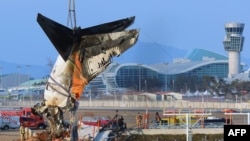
31,0,139,140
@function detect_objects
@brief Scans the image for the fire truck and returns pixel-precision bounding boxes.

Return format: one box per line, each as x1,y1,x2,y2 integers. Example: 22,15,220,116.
0,107,47,129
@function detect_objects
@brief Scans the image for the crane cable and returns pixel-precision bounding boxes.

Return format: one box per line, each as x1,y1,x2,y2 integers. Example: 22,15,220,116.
66,1,79,141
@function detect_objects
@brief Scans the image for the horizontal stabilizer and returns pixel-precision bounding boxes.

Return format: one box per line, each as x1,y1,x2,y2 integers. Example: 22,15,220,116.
37,13,136,61
37,13,73,61
80,16,135,35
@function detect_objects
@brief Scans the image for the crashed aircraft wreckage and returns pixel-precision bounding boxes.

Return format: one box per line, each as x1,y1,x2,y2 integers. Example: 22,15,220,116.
31,13,139,140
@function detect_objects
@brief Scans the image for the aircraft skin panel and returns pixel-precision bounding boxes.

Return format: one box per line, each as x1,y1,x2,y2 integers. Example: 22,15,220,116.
44,56,72,107
80,29,139,81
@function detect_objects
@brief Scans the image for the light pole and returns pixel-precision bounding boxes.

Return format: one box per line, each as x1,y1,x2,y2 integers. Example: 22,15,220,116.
144,95,149,129
26,65,31,102
165,76,168,91
89,88,92,103
26,65,30,82
185,83,188,92
138,64,141,92
236,95,238,104
0,66,3,88
16,66,21,86
172,80,175,92
16,65,21,102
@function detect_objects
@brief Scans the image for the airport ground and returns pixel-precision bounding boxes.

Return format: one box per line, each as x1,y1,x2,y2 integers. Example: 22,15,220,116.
0,107,247,141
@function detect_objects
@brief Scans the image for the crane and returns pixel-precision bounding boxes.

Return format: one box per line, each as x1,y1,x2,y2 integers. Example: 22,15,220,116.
67,0,77,29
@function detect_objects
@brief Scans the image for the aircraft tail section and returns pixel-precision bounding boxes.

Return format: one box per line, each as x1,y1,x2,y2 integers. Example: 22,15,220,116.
37,13,136,61
37,13,73,61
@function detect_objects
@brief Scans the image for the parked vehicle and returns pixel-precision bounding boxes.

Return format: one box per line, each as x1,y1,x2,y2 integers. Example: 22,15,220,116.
203,116,230,128
82,116,112,127
0,107,47,129
0,115,20,130
20,116,46,129
0,107,37,117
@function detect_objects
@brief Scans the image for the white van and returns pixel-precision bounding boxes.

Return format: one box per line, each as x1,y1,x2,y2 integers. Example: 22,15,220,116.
0,115,20,130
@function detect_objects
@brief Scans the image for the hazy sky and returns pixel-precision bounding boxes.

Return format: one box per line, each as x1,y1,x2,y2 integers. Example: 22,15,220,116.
1,0,250,66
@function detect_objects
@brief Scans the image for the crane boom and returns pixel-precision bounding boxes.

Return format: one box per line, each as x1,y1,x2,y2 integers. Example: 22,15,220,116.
67,0,77,29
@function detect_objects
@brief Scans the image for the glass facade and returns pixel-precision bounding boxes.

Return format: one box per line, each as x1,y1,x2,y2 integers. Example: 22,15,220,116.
116,65,159,89
92,61,229,91
84,47,230,92
185,63,228,78
165,62,228,89
86,75,106,90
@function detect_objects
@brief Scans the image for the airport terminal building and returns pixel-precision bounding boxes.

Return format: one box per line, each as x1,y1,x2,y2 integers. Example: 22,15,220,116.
3,48,249,97
87,48,231,93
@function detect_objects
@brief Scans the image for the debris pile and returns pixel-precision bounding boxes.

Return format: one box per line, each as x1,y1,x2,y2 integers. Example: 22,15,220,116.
18,130,71,141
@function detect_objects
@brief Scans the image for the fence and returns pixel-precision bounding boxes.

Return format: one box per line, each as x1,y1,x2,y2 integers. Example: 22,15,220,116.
1,99,250,111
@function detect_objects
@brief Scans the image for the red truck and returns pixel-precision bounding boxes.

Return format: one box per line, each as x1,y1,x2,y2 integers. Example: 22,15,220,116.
0,107,47,129
20,116,46,129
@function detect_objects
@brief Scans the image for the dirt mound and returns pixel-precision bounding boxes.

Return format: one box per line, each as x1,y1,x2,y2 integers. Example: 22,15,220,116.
16,130,71,141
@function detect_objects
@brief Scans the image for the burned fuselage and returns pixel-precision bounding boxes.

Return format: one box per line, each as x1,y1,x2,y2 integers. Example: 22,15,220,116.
31,13,139,139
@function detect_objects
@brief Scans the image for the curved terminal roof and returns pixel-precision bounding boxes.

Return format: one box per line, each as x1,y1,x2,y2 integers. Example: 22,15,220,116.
106,48,229,76
184,48,227,61
107,60,228,76
116,63,158,72
152,60,228,74
20,78,47,86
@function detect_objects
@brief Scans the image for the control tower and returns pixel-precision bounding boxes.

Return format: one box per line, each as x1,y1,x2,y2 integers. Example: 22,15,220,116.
223,23,245,78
